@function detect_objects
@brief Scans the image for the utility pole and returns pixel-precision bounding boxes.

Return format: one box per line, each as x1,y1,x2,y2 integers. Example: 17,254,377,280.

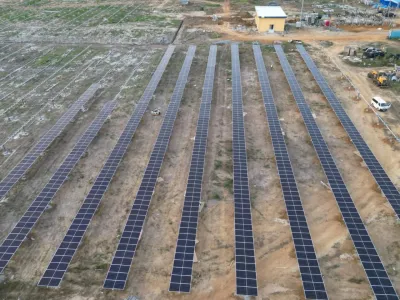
300,0,304,27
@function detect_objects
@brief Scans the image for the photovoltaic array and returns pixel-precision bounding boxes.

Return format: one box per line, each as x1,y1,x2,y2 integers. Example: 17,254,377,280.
296,44,400,219
231,43,258,297
169,45,217,293
0,83,99,200
0,101,116,274
37,45,175,288
103,45,196,290
252,44,328,300
275,45,398,300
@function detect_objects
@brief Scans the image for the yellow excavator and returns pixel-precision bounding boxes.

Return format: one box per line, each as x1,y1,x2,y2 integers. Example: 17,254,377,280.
367,70,389,88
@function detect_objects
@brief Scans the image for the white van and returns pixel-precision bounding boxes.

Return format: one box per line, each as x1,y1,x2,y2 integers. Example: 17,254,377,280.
371,96,391,112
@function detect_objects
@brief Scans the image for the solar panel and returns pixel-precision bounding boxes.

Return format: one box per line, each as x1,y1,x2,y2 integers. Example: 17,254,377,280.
0,83,99,201
231,43,258,297
0,101,116,274
102,45,196,291
275,45,399,300
252,44,328,299
37,45,176,288
296,45,400,219
169,45,217,293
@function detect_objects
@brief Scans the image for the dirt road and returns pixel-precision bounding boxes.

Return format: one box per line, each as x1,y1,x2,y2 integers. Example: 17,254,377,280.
199,24,389,42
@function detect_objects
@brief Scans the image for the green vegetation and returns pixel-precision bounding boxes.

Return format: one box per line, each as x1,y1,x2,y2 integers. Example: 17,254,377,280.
343,44,400,68
214,160,223,169
348,277,365,284
23,0,49,6
94,262,108,270
205,3,221,7
126,14,166,23
224,178,233,192
212,192,221,200
391,81,400,94
170,19,182,27
210,32,222,39
33,48,72,66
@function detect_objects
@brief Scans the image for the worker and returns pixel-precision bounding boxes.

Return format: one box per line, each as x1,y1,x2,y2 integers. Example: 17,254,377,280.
271,64,273,70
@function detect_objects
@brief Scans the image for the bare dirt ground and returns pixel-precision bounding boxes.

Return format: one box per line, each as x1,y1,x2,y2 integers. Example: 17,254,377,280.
307,41,400,178
267,47,373,300
288,47,400,297
1,0,400,299
312,41,400,138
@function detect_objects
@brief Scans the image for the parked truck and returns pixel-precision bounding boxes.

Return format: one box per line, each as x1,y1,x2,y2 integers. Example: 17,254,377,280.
388,30,400,40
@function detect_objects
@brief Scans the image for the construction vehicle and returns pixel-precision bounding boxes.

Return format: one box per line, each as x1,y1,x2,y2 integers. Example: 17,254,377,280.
367,70,389,87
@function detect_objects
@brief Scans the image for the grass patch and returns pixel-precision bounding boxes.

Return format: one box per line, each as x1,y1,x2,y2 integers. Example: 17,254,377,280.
23,0,49,6
33,47,82,66
343,44,400,68
125,14,167,23
0,280,23,294
210,32,222,39
212,192,221,200
94,263,109,270
214,160,223,169
68,264,90,273
348,277,365,284
223,178,233,192
391,81,400,93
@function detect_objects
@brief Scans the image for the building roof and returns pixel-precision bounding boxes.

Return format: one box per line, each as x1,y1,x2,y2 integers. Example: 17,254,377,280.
255,6,287,18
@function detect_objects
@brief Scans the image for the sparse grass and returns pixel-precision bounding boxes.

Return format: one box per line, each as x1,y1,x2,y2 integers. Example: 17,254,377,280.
391,81,400,93
94,262,108,270
212,192,221,200
224,160,232,172
23,0,49,6
205,3,221,7
261,45,275,52
214,160,222,169
125,14,167,23
0,280,23,294
348,277,365,284
210,32,222,39
223,178,233,192
33,47,81,67
69,264,90,273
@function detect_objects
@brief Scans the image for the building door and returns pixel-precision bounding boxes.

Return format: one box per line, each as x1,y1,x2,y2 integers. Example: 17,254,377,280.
269,24,274,33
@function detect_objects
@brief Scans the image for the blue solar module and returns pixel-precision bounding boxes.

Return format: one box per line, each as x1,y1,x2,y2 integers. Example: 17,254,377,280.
296,45,400,219
0,83,99,201
37,45,176,288
252,44,328,300
169,45,217,293
0,101,116,274
275,45,399,300
103,45,196,291
231,44,258,297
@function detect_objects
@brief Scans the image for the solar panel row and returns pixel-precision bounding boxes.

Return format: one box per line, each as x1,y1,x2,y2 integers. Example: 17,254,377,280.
296,44,400,219
0,101,116,274
275,45,399,300
0,83,99,201
231,43,258,297
252,44,328,300
37,45,176,288
169,45,217,293
103,45,196,290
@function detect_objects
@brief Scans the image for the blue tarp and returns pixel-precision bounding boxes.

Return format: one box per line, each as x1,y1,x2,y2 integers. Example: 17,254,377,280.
380,0,400,8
